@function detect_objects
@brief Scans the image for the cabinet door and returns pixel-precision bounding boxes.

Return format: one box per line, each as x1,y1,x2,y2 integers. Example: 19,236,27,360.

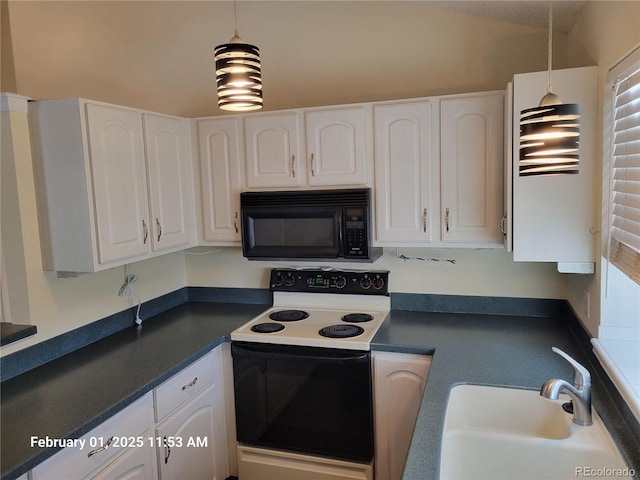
305,107,368,186
374,102,434,243
156,383,224,480
86,103,150,264
91,442,157,480
440,93,504,245
31,393,154,480
244,113,303,188
503,84,514,252
512,67,597,264
143,114,194,252
372,352,431,480
196,117,242,242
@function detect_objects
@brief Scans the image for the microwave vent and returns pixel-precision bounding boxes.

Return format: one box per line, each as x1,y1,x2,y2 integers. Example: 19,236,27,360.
240,188,370,207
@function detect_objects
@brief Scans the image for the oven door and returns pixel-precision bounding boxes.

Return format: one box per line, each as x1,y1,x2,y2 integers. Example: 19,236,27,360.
240,205,343,260
231,342,374,462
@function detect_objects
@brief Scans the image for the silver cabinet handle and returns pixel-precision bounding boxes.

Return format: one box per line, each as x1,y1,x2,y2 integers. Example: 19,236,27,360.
87,436,113,458
310,153,316,177
164,436,171,464
142,220,149,244
423,208,427,233
445,208,450,233
291,155,296,178
500,214,506,235
234,212,239,234
156,218,162,242
181,377,197,391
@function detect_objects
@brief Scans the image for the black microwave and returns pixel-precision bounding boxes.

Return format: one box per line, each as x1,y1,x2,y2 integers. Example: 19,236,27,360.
240,188,382,262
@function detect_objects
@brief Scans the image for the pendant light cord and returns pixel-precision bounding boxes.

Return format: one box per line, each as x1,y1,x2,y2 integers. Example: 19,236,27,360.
547,0,553,94
233,0,239,37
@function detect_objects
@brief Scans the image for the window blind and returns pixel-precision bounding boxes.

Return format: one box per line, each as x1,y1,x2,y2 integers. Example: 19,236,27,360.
609,67,640,285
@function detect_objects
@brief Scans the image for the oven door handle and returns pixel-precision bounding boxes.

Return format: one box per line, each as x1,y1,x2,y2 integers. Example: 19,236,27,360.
232,344,369,364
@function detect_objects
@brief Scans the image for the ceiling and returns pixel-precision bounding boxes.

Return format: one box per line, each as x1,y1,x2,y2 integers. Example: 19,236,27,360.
426,1,589,32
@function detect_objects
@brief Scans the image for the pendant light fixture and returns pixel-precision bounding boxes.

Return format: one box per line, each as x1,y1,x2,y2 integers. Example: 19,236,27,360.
214,1,263,112
519,0,581,176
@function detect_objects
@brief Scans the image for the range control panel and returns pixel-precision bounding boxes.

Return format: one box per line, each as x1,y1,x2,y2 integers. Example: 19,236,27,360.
269,268,389,296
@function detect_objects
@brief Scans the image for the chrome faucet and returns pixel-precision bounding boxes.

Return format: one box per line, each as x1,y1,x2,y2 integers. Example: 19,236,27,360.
540,347,593,426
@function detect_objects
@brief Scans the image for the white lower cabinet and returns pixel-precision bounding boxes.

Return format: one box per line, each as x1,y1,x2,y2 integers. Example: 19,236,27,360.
154,345,228,480
372,351,431,480
31,392,155,480
155,384,220,480
30,344,231,480
91,441,158,480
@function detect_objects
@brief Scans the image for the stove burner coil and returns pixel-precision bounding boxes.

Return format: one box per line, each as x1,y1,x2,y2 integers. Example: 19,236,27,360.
342,313,374,323
268,310,310,322
251,323,285,333
319,324,365,339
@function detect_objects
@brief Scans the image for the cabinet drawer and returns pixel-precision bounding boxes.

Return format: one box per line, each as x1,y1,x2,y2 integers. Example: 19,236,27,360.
31,392,153,480
154,349,217,421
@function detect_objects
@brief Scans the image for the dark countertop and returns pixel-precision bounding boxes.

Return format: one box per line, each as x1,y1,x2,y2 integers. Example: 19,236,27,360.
372,310,640,479
1,301,639,480
0,302,268,480
1,322,37,346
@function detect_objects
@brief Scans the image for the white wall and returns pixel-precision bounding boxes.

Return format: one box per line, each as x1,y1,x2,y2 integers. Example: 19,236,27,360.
5,1,557,117
565,0,640,336
186,246,565,298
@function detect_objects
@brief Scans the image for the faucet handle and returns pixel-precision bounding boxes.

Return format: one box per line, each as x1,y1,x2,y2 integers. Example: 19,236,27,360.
552,347,591,389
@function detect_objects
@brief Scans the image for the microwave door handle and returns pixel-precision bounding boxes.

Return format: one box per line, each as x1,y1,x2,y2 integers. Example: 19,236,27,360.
338,211,344,256
232,344,369,364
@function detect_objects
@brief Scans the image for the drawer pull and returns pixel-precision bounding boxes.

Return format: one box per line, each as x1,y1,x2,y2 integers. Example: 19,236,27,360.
87,436,113,458
182,377,198,391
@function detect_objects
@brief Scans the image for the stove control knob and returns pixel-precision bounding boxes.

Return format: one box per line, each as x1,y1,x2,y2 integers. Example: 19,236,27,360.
334,276,347,289
273,272,285,287
284,273,295,287
359,276,372,289
372,276,385,290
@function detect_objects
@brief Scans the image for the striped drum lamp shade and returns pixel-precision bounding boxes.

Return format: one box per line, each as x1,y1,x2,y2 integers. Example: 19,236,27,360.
214,34,263,112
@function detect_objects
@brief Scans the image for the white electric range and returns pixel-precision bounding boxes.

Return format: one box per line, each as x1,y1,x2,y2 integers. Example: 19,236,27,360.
231,268,390,350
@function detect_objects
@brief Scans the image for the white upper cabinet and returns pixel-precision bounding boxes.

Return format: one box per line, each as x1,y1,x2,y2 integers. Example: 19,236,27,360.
143,113,194,251
305,106,369,186
29,98,194,273
242,106,370,189
195,117,243,243
244,112,304,188
373,93,504,247
374,101,435,243
86,103,151,264
510,66,597,268
440,93,504,245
